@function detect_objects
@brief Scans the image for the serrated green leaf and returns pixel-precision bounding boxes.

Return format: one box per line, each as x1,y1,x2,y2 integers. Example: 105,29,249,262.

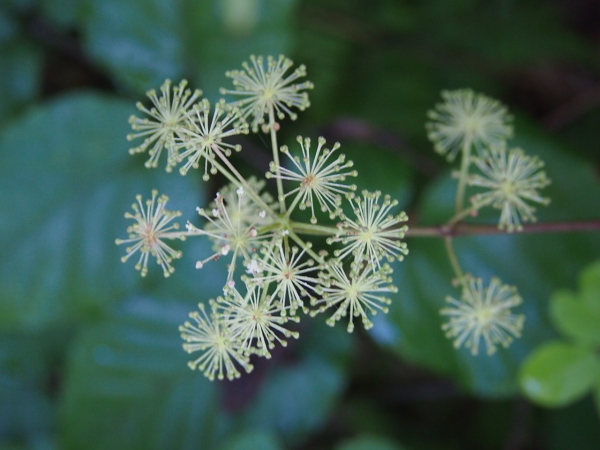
336,435,407,450
551,290,600,347
519,341,600,407
61,295,228,450
0,93,203,331
380,120,600,396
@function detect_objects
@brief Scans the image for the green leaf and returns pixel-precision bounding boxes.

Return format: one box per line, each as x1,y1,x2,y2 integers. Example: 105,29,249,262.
61,295,228,450
341,141,413,209
82,0,297,95
0,93,203,331
550,290,600,347
380,121,600,396
519,341,600,407
0,329,66,447
0,40,42,125
241,354,346,445
40,0,87,28
222,430,284,450
580,259,600,314
185,0,298,99
336,435,408,450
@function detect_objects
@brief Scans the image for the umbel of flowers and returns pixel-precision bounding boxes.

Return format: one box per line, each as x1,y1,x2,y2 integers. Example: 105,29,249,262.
117,55,409,381
427,89,551,355
117,56,552,379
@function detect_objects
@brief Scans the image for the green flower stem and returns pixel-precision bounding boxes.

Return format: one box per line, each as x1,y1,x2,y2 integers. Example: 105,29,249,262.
447,198,491,227
444,236,465,280
211,147,276,215
269,107,287,214
283,191,303,220
289,220,339,236
287,229,324,264
455,137,472,212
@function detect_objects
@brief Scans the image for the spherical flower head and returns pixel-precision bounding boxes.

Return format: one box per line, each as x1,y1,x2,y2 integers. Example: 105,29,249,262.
468,144,551,232
220,55,314,132
215,282,300,358
186,188,272,283
205,177,277,231
328,190,409,268
426,89,513,161
312,262,397,333
115,190,185,277
176,99,248,179
249,240,319,315
127,79,202,171
180,302,253,381
440,275,525,356
269,136,357,224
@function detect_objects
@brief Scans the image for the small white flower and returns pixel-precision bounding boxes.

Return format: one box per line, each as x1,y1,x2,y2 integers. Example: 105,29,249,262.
220,55,313,132
215,283,299,358
245,259,263,275
180,302,253,381
468,144,551,231
250,240,319,315
440,275,525,356
270,136,357,223
127,79,202,171
176,99,248,178
115,190,185,277
312,262,397,333
187,191,272,283
426,89,513,161
329,190,409,268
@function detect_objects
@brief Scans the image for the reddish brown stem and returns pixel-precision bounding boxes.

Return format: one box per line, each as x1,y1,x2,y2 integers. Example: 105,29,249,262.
406,219,600,238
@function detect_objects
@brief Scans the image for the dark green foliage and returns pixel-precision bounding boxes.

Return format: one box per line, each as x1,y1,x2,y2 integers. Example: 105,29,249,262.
1,0,599,448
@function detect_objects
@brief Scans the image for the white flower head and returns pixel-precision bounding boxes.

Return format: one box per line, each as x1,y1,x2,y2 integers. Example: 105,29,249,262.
270,136,357,224
176,99,249,179
215,282,300,358
205,177,277,231
312,262,397,333
329,190,409,268
127,79,202,171
186,191,272,283
250,240,319,315
426,89,513,161
115,190,185,277
220,55,314,132
441,275,525,356
180,302,253,380
468,144,551,231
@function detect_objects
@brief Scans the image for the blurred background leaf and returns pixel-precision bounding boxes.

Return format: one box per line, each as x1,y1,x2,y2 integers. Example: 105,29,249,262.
1,0,600,448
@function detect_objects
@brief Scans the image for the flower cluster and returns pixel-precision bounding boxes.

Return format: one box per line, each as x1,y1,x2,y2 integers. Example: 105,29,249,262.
441,275,525,356
426,89,551,354
426,89,513,161
468,144,551,231
220,54,314,132
116,55,410,380
115,190,186,277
